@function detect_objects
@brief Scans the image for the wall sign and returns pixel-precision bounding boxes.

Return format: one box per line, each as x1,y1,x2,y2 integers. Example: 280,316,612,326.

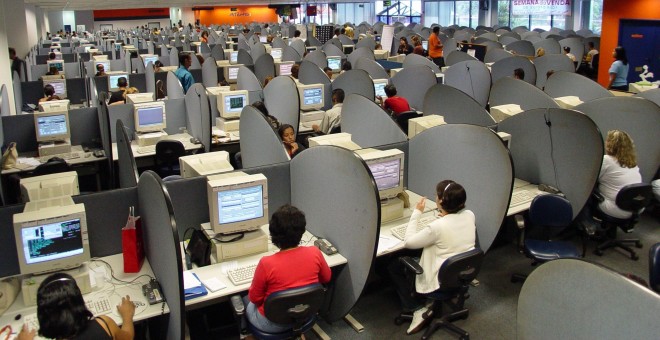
512,0,572,16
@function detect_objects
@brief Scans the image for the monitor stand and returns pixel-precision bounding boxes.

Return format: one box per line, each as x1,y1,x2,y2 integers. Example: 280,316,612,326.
21,264,91,306
135,130,168,147
38,139,72,157
381,197,404,223
216,117,240,132
300,110,325,123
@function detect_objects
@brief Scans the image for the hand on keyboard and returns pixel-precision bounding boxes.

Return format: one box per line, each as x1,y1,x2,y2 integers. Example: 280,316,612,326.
390,215,436,241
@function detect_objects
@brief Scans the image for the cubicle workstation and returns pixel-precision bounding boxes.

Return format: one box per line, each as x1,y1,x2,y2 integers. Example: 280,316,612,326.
239,106,289,169
21,78,88,107
444,60,492,108
544,71,613,105
94,73,148,95
489,78,559,121
422,84,496,127
490,56,537,85
263,75,301,134
391,65,440,111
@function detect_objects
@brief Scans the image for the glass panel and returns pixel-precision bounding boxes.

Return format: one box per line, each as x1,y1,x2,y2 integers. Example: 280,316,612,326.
552,15,567,30
456,1,471,27
530,15,551,31
590,0,603,33
498,0,511,27
470,1,479,28
424,2,440,26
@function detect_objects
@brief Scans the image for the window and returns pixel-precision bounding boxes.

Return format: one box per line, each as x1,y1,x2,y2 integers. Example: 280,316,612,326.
337,3,375,25
295,4,333,25
376,1,422,25
424,1,479,28
589,0,603,33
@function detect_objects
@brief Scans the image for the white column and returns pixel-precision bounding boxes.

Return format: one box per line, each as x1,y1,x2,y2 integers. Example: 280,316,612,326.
0,2,17,115
3,0,29,57
25,4,39,48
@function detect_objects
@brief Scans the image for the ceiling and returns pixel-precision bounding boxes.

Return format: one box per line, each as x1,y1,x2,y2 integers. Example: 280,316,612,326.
23,0,328,11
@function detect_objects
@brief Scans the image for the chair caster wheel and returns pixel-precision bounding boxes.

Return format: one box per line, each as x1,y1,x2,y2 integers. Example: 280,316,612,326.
635,242,642,248
631,254,639,261
394,317,405,325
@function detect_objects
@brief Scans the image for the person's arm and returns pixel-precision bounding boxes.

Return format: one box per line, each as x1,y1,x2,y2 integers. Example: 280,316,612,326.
98,295,135,340
248,260,268,306
317,250,332,283
607,63,618,89
16,324,36,340
402,198,437,249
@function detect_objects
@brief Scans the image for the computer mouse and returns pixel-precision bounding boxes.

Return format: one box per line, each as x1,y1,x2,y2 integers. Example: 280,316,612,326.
14,313,21,321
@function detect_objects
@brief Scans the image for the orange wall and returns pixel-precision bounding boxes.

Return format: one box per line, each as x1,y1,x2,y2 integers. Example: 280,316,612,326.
598,0,660,87
196,6,277,26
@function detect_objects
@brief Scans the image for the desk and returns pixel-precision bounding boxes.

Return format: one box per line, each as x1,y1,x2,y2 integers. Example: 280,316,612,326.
111,133,203,162
2,146,106,175
0,254,169,339
507,178,546,216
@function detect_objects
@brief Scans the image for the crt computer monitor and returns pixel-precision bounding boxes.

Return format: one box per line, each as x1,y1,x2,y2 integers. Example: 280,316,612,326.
20,171,80,202
297,83,324,111
359,148,405,199
43,79,68,99
94,60,111,73
229,51,239,64
141,54,159,67
13,204,90,276
373,79,388,98
224,65,241,84
218,90,248,119
47,60,65,73
270,48,283,60
276,61,294,76
326,56,341,72
108,73,129,91
38,99,69,113
422,41,428,50
207,173,269,235
259,36,268,43
33,110,71,142
133,101,166,133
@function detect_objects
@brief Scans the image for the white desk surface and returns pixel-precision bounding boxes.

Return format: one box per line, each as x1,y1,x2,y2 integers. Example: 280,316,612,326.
2,145,106,175
111,133,203,161
507,178,546,216
0,254,169,339
183,224,347,308
211,127,240,143
298,120,322,133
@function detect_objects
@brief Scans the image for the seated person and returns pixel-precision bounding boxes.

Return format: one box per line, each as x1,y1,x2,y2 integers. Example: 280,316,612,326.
153,60,164,73
290,64,300,80
340,61,352,74
313,89,344,134
95,63,107,77
253,101,280,131
412,37,425,56
279,124,305,159
377,84,411,117
388,180,476,335
120,87,139,104
374,43,383,50
17,272,135,340
563,46,577,62
48,52,57,60
323,66,333,80
45,66,60,76
175,53,194,94
397,37,413,55
263,75,274,87
513,68,525,80
108,77,128,105
245,205,331,333
39,84,61,102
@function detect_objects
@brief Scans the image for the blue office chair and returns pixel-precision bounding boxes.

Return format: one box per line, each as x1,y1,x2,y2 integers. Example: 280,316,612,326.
511,194,580,283
395,248,484,340
650,242,660,293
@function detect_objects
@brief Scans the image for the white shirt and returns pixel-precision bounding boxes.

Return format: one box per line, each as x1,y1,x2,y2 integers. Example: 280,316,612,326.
403,209,476,293
598,155,642,218
319,103,342,134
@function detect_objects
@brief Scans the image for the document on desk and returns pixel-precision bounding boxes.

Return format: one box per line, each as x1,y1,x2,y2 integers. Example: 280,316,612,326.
183,271,208,300
377,236,401,254
17,157,41,167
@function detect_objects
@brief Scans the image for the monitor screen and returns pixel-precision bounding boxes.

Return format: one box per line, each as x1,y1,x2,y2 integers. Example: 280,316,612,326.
216,185,264,224
36,113,69,140
270,48,283,60
21,218,84,265
358,148,405,199
228,66,239,80
134,102,166,133
224,94,246,113
230,51,238,63
142,55,159,67
207,173,269,234
259,36,268,43
327,57,341,71
108,74,129,91
218,90,248,118
298,84,324,111
422,41,428,50
47,60,64,72
374,80,387,98
278,63,293,76
44,80,67,97
369,158,401,192
94,61,110,73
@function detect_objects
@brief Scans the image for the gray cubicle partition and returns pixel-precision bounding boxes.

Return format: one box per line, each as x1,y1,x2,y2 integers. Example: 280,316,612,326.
239,106,289,168
108,99,187,142
422,84,495,126
533,54,576,89
444,60,492,108
137,171,185,340
342,94,407,147
355,36,376,50
97,94,115,189
272,37,287,49
498,109,603,218
407,124,513,252
574,97,660,183
354,57,389,80
237,66,264,104
484,48,513,63
168,48,179,68
116,119,139,188
185,84,212,153
254,54,275,85
544,71,612,102
634,88,660,106
263,76,300,134
347,47,375,67
443,38,458,58
12,73,22,114
445,51,477,67
491,56,537,85
332,69,375,102
505,40,535,56
237,50,254,67
0,84,10,116
290,146,380,322
250,42,266,63
211,45,224,61
558,37,584,68
489,77,560,110
201,57,218,88
298,60,333,111
518,259,660,340
402,53,441,73
391,65,437,111
499,35,520,47
167,71,185,99
304,50,329,69
290,39,306,58
281,46,302,63
146,63,156,95
532,38,561,55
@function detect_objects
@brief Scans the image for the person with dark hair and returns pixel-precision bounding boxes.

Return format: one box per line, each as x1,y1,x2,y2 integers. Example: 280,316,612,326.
563,46,576,62
95,63,107,77
200,30,209,44
513,68,525,80
175,52,194,93
39,84,61,102
378,84,411,117
411,36,424,56
290,64,300,79
45,66,60,76
608,46,629,90
585,41,599,66
278,124,305,158
313,88,344,134
48,52,57,60
397,37,413,55
388,180,476,335
108,77,128,105
428,27,444,68
252,100,280,131
16,272,135,340
292,30,303,43
340,61,351,73
333,28,341,38
9,47,24,79
153,60,164,72
246,205,331,333
323,66,333,80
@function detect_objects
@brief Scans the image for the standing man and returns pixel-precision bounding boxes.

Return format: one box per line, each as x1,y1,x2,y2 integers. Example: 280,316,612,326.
175,52,194,94
428,27,445,68
8,48,24,79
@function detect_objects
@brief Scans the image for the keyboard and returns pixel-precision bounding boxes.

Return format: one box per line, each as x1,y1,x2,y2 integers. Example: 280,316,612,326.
39,152,81,163
227,264,258,285
136,145,156,154
510,190,535,207
85,296,113,315
390,215,437,241
22,313,39,331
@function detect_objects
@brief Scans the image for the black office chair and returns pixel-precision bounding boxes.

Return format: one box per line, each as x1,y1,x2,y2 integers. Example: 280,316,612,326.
511,194,580,283
232,283,326,340
395,111,422,135
33,157,71,176
593,183,653,260
650,242,660,293
154,140,185,178
395,248,484,340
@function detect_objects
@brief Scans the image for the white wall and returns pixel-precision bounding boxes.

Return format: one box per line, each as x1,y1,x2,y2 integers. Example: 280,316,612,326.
25,5,38,48
48,10,64,33
181,7,195,26
0,2,16,115
94,18,170,31
4,0,29,57
63,11,75,32
75,10,94,33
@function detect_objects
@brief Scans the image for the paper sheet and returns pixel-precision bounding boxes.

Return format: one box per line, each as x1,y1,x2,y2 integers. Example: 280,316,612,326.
183,271,202,289
377,236,401,254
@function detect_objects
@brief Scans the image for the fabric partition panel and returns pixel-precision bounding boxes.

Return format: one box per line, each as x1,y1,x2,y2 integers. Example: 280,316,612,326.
189,53,202,70
116,120,139,188
402,53,440,73
445,51,477,67
298,60,333,111
354,58,389,80
303,50,328,69
160,45,169,59
443,38,457,59
12,74,22,114
331,69,375,102
69,107,101,146
355,36,376,50
347,47,375,67
485,49,515,64
423,84,495,126
444,60,492,108
66,78,87,105
237,50,253,66
407,124,512,252
20,81,43,108
532,38,561,55
574,97,660,183
97,97,115,188
544,71,612,102
164,99,188,135
263,76,300,134
184,84,211,152
342,94,407,147
146,62,156,95
499,36,520,46
498,109,603,218
290,146,380,322
478,32,498,41
167,71,185,99
322,43,345,58
63,62,81,79
0,204,32,277
211,45,224,61
489,78,559,110
634,88,660,106
236,66,264,104
518,259,660,340
108,104,133,143
390,65,437,111
272,37,287,49
239,106,289,168
481,40,504,52
491,56,537,85
281,46,302,63
137,171,185,340
169,48,179,68
254,54,276,85
534,55,576,89
505,40,535,56
30,64,48,81
250,42,266,62
2,114,37,152
290,39,306,58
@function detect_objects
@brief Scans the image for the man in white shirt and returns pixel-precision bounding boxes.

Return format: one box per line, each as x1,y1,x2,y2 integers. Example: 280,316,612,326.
313,89,344,134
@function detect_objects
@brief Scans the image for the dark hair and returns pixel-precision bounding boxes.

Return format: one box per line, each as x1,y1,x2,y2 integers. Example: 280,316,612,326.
278,123,294,139
269,204,306,249
433,26,440,34
341,61,352,71
252,101,268,115
400,37,408,45
323,66,332,73
117,76,128,88
44,84,55,97
179,52,191,66
436,180,466,214
614,46,628,65
37,273,93,339
294,30,301,37
49,52,56,60
154,60,164,68
384,84,397,97
334,28,340,36
9,47,16,57
47,67,59,75
588,41,595,48
546,69,555,79
96,63,104,71
563,46,571,53
513,68,525,80
291,64,300,78
332,88,345,103
201,30,208,38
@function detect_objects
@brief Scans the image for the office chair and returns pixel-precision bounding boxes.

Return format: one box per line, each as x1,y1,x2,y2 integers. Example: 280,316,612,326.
650,242,660,293
395,111,422,134
154,140,185,178
231,283,326,340
33,157,71,176
395,248,484,340
593,183,653,260
511,194,580,283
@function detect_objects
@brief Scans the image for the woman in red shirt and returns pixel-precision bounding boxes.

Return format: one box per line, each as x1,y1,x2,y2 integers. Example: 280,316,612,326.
246,205,331,333
377,84,412,116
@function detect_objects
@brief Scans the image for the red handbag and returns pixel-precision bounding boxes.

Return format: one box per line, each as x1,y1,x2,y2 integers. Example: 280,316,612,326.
122,207,144,273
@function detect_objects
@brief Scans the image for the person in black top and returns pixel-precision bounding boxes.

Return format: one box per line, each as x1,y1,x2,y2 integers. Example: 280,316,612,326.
108,77,128,105
16,272,135,340
397,37,413,55
9,47,24,79
95,63,107,77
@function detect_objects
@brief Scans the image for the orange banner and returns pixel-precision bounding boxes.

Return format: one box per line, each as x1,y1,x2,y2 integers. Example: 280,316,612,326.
196,6,278,25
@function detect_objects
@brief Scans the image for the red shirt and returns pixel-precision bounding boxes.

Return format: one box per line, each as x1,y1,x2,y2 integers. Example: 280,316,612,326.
249,246,331,316
384,96,412,116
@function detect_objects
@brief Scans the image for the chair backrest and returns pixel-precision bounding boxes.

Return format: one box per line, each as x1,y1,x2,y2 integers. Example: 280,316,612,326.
395,111,421,134
33,157,71,176
529,194,573,228
650,242,660,293
615,183,653,213
437,248,484,290
155,140,185,170
264,283,326,326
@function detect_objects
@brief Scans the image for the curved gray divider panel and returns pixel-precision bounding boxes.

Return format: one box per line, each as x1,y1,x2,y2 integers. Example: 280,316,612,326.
282,46,302,62
491,56,537,85
505,40,535,56
391,65,437,111
485,48,514,63
408,124,512,252
250,42,266,63
201,57,218,88
533,38,561,55
167,71,185,98
423,84,495,126
518,259,660,340
342,94,407,147
138,171,185,340
211,44,224,61
96,95,114,188
634,88,660,106
290,146,380,322
290,39,306,58
479,32,498,41
116,120,138,188
355,57,389,79
490,77,559,110
499,35,520,46
332,69,375,102
238,37,250,52
240,106,289,168
254,53,276,85
189,53,202,70
185,83,212,152
263,76,300,134
524,35,542,44
444,60,491,108
355,36,376,50
498,109,603,218
339,34,353,46
559,37,584,67
272,37,287,49
237,66,264,104
481,40,503,52
402,53,440,73
445,50,477,66
304,50,328,69
544,71,612,102
146,63,156,95
574,97,660,182
299,60,333,111
534,54,575,89
168,48,179,67
323,43,345,58
237,49,253,66
347,47,374,67
160,45,169,59
443,38,457,58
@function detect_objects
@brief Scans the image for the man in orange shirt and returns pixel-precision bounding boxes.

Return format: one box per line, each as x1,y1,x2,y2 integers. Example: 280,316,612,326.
428,26,445,68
